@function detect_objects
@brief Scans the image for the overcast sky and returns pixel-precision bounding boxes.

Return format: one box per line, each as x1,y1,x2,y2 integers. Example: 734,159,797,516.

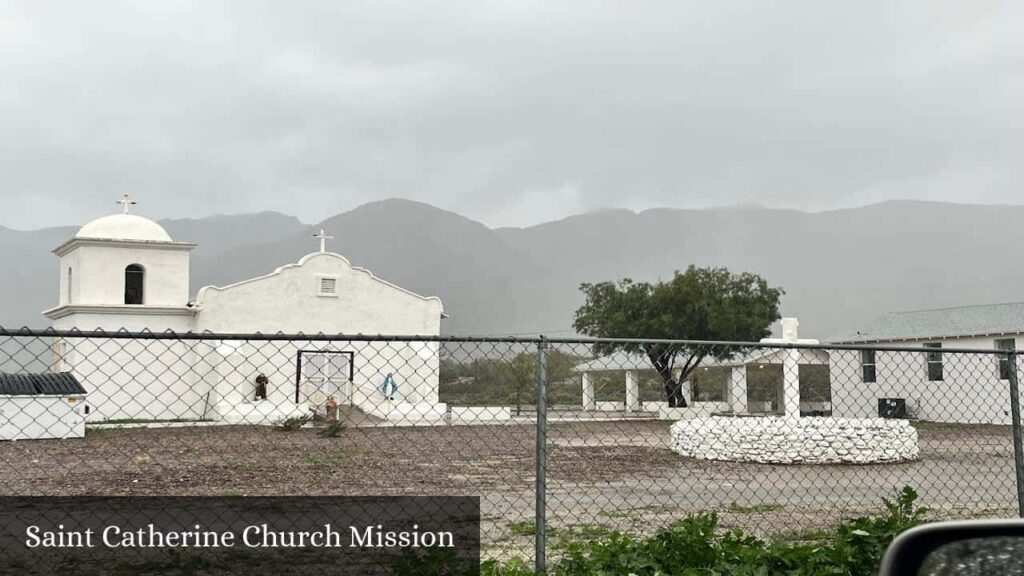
2,1,1022,230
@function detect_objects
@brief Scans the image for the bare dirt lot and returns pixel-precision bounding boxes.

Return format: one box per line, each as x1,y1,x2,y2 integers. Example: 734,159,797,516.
0,420,1017,560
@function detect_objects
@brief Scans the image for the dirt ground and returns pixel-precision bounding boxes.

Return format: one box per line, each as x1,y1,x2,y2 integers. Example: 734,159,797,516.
0,420,1018,560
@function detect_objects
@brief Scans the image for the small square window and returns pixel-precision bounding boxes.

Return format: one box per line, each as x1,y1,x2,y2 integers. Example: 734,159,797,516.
318,276,338,297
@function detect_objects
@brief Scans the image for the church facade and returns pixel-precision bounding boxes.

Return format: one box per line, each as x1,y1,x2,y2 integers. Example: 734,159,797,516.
42,199,446,425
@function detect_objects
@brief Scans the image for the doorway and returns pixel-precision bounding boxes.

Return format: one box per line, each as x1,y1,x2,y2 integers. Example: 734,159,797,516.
295,350,354,406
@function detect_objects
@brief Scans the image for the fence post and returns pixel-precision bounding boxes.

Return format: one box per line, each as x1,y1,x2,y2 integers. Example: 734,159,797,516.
535,337,549,574
1008,351,1024,518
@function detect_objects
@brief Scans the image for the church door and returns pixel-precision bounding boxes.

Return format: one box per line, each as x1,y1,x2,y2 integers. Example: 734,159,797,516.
299,351,353,406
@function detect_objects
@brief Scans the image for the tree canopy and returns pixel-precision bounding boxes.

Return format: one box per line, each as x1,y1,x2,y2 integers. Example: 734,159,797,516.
573,266,783,406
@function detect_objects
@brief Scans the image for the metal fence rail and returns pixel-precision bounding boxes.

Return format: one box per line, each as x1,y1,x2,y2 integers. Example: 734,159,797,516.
0,327,1021,572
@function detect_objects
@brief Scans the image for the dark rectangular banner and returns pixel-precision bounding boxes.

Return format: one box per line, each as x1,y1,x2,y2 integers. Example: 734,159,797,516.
0,496,480,575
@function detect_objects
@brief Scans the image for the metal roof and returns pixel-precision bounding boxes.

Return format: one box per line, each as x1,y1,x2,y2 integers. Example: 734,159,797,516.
0,373,86,396
829,302,1024,344
573,348,802,372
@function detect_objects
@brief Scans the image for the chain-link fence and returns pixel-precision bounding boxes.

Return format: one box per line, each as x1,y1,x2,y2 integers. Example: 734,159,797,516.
1,328,1022,572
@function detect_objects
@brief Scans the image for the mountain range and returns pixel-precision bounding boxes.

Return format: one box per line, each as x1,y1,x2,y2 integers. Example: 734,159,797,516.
2,199,1022,340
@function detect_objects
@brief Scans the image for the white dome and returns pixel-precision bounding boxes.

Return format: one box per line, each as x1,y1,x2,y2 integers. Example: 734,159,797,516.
75,214,173,242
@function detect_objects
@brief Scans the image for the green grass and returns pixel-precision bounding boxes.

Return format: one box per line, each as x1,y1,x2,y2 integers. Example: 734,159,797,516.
910,420,1013,431
303,451,348,467
550,525,615,550
92,418,212,425
598,509,640,519
506,521,537,537
727,502,783,514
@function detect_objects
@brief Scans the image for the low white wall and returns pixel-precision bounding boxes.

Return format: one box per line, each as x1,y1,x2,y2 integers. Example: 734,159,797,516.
670,416,919,464
0,395,87,440
363,402,448,426
656,402,731,420
449,406,512,425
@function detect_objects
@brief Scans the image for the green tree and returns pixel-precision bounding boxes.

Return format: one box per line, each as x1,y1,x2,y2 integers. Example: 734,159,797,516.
573,266,783,407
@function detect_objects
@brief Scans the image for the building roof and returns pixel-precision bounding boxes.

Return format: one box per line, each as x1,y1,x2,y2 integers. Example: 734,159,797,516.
76,214,173,242
573,348,815,373
829,302,1024,344
0,373,87,396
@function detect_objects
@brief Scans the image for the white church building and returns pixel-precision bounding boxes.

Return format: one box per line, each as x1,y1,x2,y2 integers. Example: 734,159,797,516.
42,197,446,426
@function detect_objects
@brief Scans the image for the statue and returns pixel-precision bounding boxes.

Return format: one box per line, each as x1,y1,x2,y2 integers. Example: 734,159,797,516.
255,373,268,401
379,372,397,401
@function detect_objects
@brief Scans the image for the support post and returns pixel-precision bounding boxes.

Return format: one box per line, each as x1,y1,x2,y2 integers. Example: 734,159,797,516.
729,365,748,414
535,338,549,574
1007,352,1024,517
782,348,801,420
581,371,595,411
625,370,639,412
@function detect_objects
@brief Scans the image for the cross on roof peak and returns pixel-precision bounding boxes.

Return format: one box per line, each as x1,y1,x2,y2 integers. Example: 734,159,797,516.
116,194,137,215
313,227,334,253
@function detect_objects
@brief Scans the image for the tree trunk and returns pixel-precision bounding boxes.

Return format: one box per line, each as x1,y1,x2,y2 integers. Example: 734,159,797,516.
665,378,687,408
646,347,688,407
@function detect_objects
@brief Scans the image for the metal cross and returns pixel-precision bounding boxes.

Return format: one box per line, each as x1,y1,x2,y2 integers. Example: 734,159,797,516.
313,228,334,253
116,194,137,215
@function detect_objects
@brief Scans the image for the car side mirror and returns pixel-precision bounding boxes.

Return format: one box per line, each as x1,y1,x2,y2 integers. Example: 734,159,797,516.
879,519,1024,575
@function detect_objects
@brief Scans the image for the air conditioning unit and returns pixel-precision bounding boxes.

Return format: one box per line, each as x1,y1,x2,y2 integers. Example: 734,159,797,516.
878,398,907,419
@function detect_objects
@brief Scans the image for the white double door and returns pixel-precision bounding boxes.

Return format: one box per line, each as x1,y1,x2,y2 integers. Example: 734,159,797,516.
301,352,352,405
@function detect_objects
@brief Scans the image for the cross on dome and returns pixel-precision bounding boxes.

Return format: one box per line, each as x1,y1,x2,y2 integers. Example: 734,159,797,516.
313,228,334,253
116,194,137,215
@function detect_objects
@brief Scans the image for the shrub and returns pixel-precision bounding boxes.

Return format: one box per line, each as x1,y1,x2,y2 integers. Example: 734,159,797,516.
318,420,346,438
486,486,930,576
275,415,310,432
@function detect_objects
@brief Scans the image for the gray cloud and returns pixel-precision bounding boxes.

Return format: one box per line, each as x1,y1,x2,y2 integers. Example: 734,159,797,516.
2,0,1023,229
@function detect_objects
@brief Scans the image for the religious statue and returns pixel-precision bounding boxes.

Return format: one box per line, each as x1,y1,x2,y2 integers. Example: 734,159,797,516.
254,373,268,401
379,372,397,401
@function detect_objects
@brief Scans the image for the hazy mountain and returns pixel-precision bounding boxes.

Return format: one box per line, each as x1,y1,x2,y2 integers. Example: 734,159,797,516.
4,199,1024,340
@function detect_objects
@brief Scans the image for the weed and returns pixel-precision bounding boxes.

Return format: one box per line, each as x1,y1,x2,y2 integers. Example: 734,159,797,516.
507,521,537,537
304,451,348,467
486,486,930,576
318,420,346,438
728,502,783,514
275,415,311,432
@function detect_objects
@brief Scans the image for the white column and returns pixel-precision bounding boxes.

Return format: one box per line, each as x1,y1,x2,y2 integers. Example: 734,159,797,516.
581,372,595,411
782,348,801,420
729,366,748,414
625,370,640,412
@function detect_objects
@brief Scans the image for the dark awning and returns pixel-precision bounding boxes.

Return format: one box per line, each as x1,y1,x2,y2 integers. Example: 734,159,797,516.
0,373,86,396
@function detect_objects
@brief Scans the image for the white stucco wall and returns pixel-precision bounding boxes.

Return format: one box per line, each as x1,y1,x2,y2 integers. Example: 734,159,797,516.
193,252,445,420
193,252,442,335
831,335,1017,425
52,334,207,422
44,237,446,424
59,243,192,307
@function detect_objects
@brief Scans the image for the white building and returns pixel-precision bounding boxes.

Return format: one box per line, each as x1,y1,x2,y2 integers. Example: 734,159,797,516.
828,303,1020,425
573,318,831,420
574,310,1018,426
41,197,446,425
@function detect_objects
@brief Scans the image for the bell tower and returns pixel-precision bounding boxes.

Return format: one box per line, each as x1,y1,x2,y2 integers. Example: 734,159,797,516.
43,196,198,331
